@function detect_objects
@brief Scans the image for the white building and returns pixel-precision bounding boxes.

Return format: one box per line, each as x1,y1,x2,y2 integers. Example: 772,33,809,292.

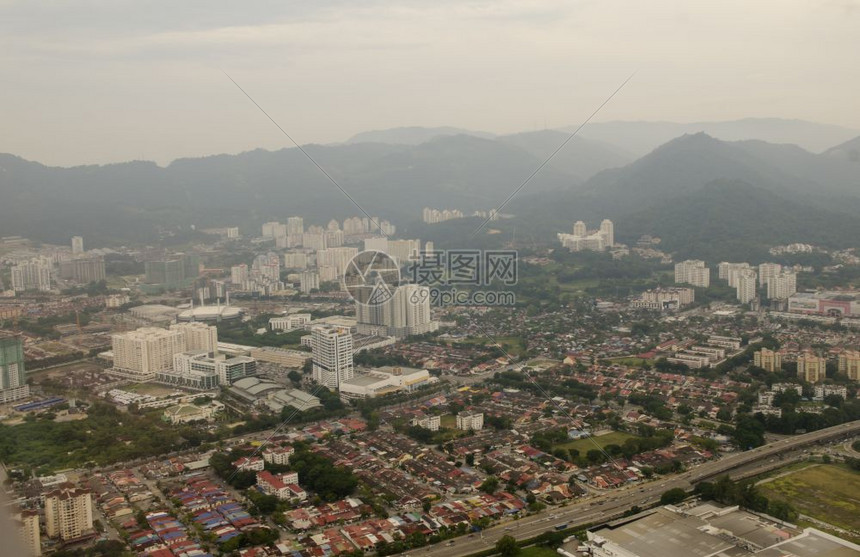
71,236,84,255
262,445,294,466
573,220,587,237
766,271,797,300
164,350,256,388
600,219,614,247
338,366,431,400
674,260,710,288
11,258,53,292
16,510,40,556
269,313,312,332
355,283,438,338
736,269,758,304
283,252,308,269
759,262,783,287
299,270,319,294
311,325,354,390
630,287,694,310
411,415,441,431
233,456,265,471
110,327,186,382
170,322,218,353
317,247,359,278
456,412,484,431
44,486,94,541
230,264,249,285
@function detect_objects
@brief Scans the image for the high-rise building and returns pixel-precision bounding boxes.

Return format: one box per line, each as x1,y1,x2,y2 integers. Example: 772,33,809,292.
759,263,782,288
573,221,587,237
317,247,359,278
144,254,198,289
456,412,484,431
283,252,308,269
299,270,319,294
736,269,758,304
170,322,218,353
262,222,281,238
311,325,354,390
110,327,186,382
287,217,304,237
386,239,421,265
600,219,615,247
838,351,860,381
718,262,752,287
797,352,825,383
364,237,388,253
11,258,52,292
302,232,327,251
355,283,438,338
754,348,782,372
230,264,249,285
0,334,29,404
766,271,797,300
16,510,40,556
71,236,84,255
58,257,105,284
674,260,710,288
44,485,94,541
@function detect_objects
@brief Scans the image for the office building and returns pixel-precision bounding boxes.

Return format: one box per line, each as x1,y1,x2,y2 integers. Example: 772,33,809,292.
44,485,94,541
169,322,218,353
753,348,782,372
16,510,40,556
11,258,52,292
838,351,860,381
71,236,84,255
110,327,186,382
735,269,758,304
767,270,797,300
311,325,354,390
58,257,106,284
269,313,312,332
161,350,256,389
456,412,484,431
759,262,783,287
0,334,29,404
797,352,826,383
674,260,710,288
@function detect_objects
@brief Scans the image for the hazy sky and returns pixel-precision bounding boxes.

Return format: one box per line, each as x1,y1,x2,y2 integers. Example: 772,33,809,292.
2,0,858,166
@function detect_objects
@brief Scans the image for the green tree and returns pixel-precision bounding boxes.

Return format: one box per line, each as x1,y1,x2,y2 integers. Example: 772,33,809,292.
660,487,687,505
496,534,520,557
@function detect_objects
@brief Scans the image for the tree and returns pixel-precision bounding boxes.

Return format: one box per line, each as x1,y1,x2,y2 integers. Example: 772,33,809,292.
496,534,520,557
479,476,500,494
660,487,687,505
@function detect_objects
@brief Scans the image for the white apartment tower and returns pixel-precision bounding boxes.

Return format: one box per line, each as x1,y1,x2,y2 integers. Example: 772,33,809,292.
11,258,52,292
573,220,587,237
736,269,758,304
600,219,614,247
44,486,94,541
355,284,438,338
170,322,218,353
766,271,797,300
759,263,782,288
111,327,186,381
71,236,84,255
311,325,354,390
675,260,710,288
16,510,40,556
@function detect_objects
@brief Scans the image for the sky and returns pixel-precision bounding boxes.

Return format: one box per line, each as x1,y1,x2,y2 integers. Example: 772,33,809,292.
1,0,859,166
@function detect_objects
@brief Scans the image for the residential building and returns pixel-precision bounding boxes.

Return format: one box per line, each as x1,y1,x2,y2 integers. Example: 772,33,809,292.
797,352,826,383
71,236,84,255
0,334,29,403
58,257,106,284
283,252,308,269
736,269,757,304
44,486,94,541
233,456,265,472
717,261,750,285
170,322,218,353
317,247,359,278
230,264,249,285
355,283,439,338
759,262,783,287
110,327,186,382
754,348,782,372
630,287,694,310
767,271,797,300
11,257,52,292
573,220,587,237
456,412,484,431
16,510,40,556
600,219,615,247
674,260,710,287
411,415,441,431
262,446,294,466
299,270,319,294
256,471,304,501
838,351,860,381
311,325,354,390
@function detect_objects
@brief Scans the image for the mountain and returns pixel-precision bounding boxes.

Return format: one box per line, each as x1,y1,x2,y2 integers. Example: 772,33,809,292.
620,180,860,262
0,135,579,246
496,130,633,182
345,126,495,145
822,136,860,163
574,118,860,157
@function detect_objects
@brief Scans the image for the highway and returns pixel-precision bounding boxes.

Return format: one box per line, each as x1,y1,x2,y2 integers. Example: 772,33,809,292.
416,420,860,557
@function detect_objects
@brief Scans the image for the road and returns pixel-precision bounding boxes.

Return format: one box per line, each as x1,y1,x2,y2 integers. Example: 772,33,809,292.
418,420,860,557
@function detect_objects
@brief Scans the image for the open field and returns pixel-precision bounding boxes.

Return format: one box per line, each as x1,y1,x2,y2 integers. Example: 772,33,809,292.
555,431,638,454
757,463,860,533
440,414,456,429
519,547,560,557
125,383,178,397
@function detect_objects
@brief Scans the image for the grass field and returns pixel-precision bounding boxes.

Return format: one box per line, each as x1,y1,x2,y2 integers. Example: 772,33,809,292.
125,383,177,397
519,547,560,557
440,414,456,429
555,431,638,454
757,464,860,533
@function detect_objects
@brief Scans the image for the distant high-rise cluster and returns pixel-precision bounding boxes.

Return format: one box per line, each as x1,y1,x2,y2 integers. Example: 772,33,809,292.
11,257,53,292
674,259,710,288
557,219,614,252
422,207,498,224
355,283,438,338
